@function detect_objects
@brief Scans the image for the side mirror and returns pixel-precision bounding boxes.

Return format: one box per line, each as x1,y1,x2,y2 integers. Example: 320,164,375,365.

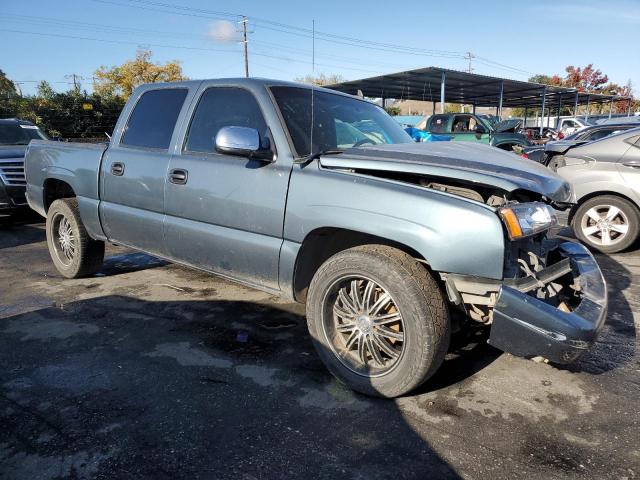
474,125,487,134
215,126,273,161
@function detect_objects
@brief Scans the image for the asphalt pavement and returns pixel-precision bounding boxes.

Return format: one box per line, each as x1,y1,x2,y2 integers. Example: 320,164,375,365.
1,215,638,479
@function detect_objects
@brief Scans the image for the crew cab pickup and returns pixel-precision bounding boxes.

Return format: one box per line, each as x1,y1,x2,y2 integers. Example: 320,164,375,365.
25,79,607,397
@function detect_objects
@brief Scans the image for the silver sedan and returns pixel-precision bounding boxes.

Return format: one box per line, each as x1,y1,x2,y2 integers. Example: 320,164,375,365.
553,127,640,253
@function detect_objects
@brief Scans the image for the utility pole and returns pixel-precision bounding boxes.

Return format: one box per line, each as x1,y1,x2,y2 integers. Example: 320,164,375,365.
241,16,249,78
462,52,475,112
465,52,475,74
65,73,82,90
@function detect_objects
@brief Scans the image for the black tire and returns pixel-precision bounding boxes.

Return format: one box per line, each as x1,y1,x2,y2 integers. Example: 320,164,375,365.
46,198,104,278
306,245,450,398
572,195,640,254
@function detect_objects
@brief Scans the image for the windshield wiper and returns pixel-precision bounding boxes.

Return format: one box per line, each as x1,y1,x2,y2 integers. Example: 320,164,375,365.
295,149,343,165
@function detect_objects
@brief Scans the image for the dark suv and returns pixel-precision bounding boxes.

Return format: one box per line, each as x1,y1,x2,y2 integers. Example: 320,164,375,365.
0,118,48,219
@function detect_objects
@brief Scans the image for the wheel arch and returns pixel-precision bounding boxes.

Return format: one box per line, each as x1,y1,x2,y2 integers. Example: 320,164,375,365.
569,190,640,224
43,178,76,212
292,227,427,302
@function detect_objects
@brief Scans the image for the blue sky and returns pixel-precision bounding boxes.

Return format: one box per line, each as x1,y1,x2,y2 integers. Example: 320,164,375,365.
1,0,638,95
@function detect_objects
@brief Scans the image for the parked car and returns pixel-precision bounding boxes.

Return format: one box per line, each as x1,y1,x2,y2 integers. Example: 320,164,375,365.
0,118,48,220
522,123,638,165
424,113,531,151
552,127,640,253
555,116,596,135
25,78,607,398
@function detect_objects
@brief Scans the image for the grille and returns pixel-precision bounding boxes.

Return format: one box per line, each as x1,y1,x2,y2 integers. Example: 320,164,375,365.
0,158,26,186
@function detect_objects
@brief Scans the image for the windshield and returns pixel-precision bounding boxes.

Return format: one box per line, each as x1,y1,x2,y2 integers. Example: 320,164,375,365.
0,123,48,145
270,86,412,157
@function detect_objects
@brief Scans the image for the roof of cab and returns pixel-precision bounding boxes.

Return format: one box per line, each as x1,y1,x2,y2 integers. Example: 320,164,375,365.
132,77,358,99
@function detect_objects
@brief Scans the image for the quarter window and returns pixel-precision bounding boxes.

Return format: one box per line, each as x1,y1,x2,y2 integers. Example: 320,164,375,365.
185,87,267,153
121,88,187,149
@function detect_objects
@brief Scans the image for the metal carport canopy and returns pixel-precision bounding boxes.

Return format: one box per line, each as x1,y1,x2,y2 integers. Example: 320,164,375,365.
325,67,621,108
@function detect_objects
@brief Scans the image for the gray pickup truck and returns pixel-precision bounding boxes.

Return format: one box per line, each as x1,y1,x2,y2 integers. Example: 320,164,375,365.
25,78,607,397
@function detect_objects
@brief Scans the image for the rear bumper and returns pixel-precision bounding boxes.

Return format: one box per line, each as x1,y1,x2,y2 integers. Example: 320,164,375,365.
488,242,607,363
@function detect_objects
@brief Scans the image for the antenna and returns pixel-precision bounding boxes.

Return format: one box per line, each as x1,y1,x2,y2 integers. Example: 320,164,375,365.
309,19,315,156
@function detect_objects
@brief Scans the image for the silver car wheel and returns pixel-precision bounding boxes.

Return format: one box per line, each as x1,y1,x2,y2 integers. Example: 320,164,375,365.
51,213,77,266
322,276,405,377
580,204,630,247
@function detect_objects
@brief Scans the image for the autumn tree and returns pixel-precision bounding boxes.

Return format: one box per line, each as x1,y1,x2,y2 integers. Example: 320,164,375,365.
563,64,608,92
93,49,186,100
529,64,609,93
294,73,345,86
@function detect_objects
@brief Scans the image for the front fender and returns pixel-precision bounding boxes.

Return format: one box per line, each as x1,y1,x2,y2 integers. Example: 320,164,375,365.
285,162,506,279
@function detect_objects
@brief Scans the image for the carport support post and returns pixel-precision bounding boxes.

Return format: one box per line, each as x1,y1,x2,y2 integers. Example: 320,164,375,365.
573,91,579,116
472,104,476,115
440,71,445,114
608,97,613,119
432,101,436,115
556,94,562,130
585,95,590,121
498,80,504,118
539,87,546,136
523,105,528,128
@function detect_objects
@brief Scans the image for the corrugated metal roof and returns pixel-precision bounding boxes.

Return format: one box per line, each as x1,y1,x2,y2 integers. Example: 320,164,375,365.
326,67,625,108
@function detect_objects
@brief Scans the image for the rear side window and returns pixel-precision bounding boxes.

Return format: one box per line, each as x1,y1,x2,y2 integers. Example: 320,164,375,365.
429,115,449,133
121,88,188,149
185,87,267,153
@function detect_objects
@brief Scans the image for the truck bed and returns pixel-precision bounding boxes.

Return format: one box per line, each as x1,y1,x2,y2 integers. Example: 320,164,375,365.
25,140,108,238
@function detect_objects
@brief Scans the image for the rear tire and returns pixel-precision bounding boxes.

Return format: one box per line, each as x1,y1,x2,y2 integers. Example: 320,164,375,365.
306,245,450,398
46,198,104,278
572,195,640,254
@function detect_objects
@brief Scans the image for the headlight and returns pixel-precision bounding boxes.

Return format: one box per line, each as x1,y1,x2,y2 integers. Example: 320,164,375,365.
499,202,557,240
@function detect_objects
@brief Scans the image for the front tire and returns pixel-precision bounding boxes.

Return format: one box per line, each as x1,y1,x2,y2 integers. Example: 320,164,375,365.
46,198,105,278
572,195,640,253
306,245,450,398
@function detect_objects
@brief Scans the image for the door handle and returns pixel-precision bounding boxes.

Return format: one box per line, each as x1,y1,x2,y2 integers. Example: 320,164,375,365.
621,160,640,169
169,168,188,185
111,162,125,176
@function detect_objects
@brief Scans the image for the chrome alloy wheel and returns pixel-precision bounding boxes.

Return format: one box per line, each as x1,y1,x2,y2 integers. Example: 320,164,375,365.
322,277,405,377
52,213,76,266
580,204,630,247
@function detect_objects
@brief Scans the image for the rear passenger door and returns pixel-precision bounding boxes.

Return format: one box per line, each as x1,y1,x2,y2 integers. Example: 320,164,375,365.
100,87,190,255
163,85,291,290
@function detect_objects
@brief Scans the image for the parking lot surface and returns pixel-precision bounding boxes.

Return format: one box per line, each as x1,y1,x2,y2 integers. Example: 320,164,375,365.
1,217,639,480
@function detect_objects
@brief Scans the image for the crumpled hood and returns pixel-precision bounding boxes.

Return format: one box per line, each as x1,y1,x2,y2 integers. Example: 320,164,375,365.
319,142,573,204
0,146,27,159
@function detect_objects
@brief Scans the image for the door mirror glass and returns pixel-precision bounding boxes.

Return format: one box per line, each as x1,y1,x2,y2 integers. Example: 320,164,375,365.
215,126,272,160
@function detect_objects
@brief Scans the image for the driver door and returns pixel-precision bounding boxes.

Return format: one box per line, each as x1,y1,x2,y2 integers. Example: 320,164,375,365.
449,115,489,143
163,85,291,290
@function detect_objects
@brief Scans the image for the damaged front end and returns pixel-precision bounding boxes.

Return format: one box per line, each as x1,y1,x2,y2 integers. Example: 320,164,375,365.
444,238,607,363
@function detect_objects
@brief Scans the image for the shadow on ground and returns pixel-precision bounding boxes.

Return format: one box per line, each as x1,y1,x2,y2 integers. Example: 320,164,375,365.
0,294,467,479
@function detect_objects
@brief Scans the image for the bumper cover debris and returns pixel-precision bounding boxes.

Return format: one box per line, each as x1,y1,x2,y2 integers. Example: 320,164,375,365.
489,242,607,363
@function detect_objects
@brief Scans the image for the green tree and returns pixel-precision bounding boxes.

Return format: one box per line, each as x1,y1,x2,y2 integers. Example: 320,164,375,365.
384,105,401,116
93,49,186,99
0,69,17,97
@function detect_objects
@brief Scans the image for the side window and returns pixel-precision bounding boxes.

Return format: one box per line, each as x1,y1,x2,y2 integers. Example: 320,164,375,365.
121,88,187,149
587,129,613,141
429,115,449,133
185,87,267,153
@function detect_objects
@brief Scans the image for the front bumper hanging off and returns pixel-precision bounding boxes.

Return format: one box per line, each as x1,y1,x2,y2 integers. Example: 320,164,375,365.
489,242,607,363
